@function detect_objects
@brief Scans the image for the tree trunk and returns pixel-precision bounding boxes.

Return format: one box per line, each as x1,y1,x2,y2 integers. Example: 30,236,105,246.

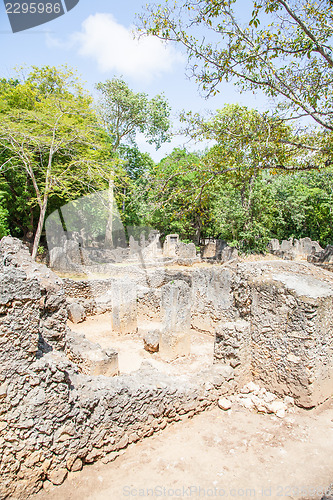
104,178,114,249
31,198,48,260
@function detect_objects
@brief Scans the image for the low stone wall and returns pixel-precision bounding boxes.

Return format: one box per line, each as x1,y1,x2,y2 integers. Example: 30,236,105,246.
1,237,333,498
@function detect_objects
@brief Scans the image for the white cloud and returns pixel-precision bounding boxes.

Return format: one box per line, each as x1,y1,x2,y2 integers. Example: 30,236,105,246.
72,13,184,81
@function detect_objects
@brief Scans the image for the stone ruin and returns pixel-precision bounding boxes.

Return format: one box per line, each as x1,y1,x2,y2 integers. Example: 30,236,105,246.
267,237,323,260
202,239,238,263
1,236,333,498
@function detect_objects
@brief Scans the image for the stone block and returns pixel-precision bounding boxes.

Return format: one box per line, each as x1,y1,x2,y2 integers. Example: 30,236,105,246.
248,264,333,407
214,320,251,386
111,280,138,334
163,234,179,257
175,242,196,259
159,280,191,361
66,330,118,376
143,330,160,353
67,303,86,324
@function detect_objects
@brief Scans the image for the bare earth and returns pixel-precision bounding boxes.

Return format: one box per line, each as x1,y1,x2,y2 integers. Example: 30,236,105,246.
34,399,333,500
32,313,333,500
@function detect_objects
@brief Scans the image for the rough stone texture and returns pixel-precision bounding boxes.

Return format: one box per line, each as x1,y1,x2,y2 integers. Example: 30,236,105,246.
66,330,118,376
308,244,333,271
0,268,40,378
67,303,86,324
1,236,333,497
214,320,252,385
111,280,138,334
191,267,235,333
1,346,234,499
0,237,68,352
268,237,323,260
159,280,192,361
0,237,239,499
214,260,333,408
143,330,160,353
202,240,238,263
175,242,197,259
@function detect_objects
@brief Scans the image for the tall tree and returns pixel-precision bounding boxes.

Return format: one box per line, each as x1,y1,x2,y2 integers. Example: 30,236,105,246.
96,78,171,150
0,66,112,259
96,77,171,246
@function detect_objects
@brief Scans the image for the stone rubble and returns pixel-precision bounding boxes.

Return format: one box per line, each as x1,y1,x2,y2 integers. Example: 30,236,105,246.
218,382,294,418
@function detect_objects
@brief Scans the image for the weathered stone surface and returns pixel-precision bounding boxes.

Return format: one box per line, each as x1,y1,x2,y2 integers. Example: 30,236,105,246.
202,239,238,263
176,242,197,259
143,330,160,353
111,280,138,334
163,234,179,257
66,330,119,376
214,320,251,385
214,260,333,408
308,244,333,271
67,303,86,324
160,280,191,361
0,237,68,352
268,237,323,260
217,397,232,410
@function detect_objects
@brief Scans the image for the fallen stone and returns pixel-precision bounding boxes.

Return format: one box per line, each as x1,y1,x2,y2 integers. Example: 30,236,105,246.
143,330,160,353
48,468,68,486
218,398,232,411
67,303,86,324
71,458,83,472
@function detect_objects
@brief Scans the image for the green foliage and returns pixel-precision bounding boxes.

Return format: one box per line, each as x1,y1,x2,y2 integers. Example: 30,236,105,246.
143,148,213,242
0,65,113,257
96,78,171,150
140,0,333,138
0,192,9,238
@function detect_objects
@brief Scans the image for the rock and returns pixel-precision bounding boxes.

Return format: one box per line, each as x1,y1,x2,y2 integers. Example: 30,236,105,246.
67,303,86,324
159,280,191,361
244,382,260,394
0,381,8,399
71,458,83,472
218,398,232,411
48,468,68,486
143,330,160,353
266,400,287,416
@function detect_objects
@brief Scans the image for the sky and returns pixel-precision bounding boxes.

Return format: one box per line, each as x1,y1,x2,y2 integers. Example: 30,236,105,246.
0,0,268,160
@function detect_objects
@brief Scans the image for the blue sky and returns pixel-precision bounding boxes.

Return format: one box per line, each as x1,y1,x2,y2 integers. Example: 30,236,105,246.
0,0,267,160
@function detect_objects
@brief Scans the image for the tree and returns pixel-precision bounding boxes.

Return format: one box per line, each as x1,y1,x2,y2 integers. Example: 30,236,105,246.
144,148,214,243
0,66,112,259
96,78,171,151
140,0,333,152
96,77,171,246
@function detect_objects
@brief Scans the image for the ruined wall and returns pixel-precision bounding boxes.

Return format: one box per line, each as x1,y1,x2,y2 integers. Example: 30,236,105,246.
0,237,67,352
0,238,235,499
63,265,237,334
214,261,333,408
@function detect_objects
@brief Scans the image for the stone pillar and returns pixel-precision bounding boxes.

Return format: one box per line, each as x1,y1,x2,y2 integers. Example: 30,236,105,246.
129,236,140,256
214,320,251,386
159,280,191,361
163,234,179,257
111,280,138,334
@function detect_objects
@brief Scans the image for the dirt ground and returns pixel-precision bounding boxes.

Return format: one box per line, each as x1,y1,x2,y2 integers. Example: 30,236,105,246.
34,398,333,500
69,313,215,376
